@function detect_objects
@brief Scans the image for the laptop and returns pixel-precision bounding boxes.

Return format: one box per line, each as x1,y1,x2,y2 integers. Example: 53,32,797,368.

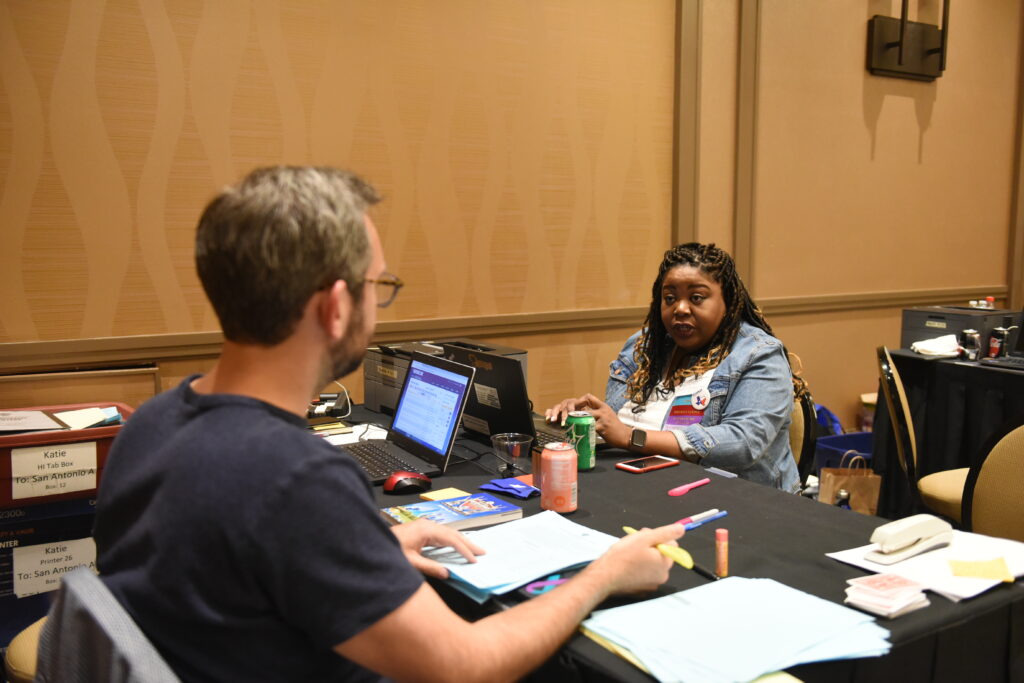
346,352,476,483
442,345,602,451
979,322,1024,371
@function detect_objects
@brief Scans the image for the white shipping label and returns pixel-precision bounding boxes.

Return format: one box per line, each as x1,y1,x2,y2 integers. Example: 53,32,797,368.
13,537,97,597
10,441,98,499
473,384,502,410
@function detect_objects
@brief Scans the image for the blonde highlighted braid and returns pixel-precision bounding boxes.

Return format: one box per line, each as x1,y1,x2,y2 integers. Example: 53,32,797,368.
626,243,808,407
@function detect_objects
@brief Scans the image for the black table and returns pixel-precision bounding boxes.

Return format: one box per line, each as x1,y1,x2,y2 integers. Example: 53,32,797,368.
872,350,1024,519
354,408,1024,683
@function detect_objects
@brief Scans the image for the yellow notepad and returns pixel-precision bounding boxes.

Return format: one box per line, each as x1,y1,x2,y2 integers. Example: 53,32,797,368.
419,487,471,501
948,557,1014,582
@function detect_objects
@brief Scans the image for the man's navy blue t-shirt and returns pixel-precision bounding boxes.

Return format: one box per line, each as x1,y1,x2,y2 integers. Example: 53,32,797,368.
94,376,423,682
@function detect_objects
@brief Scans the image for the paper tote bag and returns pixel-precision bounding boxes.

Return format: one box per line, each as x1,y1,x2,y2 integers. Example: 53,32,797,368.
818,453,881,516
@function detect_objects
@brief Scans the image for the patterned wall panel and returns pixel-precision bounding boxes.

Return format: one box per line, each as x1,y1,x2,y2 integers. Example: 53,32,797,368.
0,0,676,344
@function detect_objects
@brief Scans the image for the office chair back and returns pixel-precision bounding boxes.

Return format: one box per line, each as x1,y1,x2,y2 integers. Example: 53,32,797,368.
789,392,817,485
35,567,180,683
876,346,919,486
962,422,1024,542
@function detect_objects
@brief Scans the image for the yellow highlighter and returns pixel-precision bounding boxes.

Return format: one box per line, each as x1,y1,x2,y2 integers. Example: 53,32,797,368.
622,526,694,569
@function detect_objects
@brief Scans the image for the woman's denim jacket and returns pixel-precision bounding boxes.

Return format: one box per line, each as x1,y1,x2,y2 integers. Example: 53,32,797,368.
606,321,799,492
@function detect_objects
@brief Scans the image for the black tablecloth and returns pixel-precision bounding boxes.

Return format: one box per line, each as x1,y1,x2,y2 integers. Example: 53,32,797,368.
872,350,1024,519
353,407,1024,682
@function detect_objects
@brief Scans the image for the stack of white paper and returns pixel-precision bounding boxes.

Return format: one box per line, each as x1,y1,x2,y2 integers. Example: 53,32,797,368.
0,410,63,432
582,577,890,683
424,511,618,603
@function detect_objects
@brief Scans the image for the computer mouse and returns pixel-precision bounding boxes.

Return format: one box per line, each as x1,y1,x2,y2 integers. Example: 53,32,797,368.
383,470,432,495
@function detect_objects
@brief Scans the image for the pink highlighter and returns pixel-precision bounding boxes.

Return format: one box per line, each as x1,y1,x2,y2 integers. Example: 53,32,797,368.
667,478,710,497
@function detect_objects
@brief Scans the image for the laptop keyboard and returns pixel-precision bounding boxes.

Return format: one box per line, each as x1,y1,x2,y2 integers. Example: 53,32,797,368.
344,441,424,482
533,425,568,450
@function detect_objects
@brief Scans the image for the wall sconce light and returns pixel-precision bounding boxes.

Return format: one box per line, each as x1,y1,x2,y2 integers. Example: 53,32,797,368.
867,0,949,82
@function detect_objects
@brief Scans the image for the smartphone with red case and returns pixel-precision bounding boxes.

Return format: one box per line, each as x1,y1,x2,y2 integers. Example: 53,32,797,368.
615,455,681,473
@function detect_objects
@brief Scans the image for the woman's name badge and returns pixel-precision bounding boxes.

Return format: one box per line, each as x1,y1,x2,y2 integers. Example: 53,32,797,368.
664,396,704,428
691,388,711,411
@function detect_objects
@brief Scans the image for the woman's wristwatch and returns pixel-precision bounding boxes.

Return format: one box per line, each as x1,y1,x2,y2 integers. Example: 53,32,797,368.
630,428,647,451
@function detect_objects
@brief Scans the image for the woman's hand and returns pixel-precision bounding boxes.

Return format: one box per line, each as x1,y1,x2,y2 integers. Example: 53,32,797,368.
545,393,631,449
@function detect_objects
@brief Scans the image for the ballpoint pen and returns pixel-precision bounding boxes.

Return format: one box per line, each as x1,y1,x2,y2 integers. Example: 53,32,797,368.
683,510,728,531
676,508,719,526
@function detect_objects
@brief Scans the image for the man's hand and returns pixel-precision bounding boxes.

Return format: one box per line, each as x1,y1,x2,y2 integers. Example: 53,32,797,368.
585,523,685,595
390,519,486,579
544,393,631,448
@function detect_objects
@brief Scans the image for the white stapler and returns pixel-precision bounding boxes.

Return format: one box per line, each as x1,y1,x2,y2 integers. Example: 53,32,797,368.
864,514,953,565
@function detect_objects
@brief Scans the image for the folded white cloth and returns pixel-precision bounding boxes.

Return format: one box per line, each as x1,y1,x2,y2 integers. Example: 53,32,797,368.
910,334,960,357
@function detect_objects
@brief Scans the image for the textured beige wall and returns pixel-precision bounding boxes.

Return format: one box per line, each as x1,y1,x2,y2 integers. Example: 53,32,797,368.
771,308,904,425
754,1,1017,298
696,0,738,251
0,0,675,345
2,1,1022,433
745,1,1022,426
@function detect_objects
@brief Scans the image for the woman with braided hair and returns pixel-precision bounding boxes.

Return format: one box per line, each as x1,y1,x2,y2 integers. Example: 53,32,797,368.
546,242,802,492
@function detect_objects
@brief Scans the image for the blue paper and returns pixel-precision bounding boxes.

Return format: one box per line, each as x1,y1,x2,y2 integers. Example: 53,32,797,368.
424,511,615,596
583,577,890,683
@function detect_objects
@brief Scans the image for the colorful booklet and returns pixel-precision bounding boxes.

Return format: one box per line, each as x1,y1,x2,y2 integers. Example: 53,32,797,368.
380,493,522,531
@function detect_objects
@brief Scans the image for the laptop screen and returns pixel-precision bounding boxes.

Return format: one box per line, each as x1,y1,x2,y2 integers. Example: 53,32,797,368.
391,357,473,456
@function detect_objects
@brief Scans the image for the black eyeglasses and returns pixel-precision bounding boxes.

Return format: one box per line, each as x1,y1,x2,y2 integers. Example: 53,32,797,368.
365,272,404,308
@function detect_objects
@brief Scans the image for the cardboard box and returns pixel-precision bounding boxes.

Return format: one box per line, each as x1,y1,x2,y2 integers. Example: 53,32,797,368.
0,513,96,599
0,402,133,508
0,497,96,524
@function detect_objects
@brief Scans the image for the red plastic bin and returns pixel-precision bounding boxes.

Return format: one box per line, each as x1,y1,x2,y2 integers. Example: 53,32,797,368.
0,402,133,508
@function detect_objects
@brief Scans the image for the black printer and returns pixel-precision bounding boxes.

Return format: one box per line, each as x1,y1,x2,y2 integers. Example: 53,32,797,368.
900,306,1021,349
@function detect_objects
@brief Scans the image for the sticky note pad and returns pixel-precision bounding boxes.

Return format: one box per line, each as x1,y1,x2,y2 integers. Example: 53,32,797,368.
948,557,1014,582
419,487,471,501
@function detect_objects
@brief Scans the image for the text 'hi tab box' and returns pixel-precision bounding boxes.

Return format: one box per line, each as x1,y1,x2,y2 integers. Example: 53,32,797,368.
10,441,98,499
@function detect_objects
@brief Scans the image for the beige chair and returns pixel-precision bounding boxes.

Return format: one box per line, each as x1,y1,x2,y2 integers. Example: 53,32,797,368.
962,422,1024,542
876,346,968,522
4,616,45,683
788,391,817,485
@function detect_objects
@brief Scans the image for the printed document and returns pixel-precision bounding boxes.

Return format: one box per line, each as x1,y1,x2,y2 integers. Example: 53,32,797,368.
424,511,616,596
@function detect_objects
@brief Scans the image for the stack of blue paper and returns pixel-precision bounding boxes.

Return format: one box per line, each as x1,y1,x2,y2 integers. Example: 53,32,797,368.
582,577,890,682
425,511,617,603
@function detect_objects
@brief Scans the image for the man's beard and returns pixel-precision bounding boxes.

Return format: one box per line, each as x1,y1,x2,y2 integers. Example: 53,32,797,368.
322,302,369,386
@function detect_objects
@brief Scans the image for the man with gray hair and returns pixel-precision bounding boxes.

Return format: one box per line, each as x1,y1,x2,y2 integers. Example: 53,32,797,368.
94,166,683,681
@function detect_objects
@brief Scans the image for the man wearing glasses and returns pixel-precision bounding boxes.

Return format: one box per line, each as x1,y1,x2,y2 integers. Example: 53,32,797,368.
93,166,682,682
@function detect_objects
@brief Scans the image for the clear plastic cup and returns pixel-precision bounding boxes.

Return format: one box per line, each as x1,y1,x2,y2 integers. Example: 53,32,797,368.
490,432,534,477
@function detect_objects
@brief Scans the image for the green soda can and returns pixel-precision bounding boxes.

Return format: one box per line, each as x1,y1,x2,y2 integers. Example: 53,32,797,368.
566,411,596,471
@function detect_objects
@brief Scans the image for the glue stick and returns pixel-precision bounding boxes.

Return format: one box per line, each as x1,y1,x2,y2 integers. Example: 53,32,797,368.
715,528,729,578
